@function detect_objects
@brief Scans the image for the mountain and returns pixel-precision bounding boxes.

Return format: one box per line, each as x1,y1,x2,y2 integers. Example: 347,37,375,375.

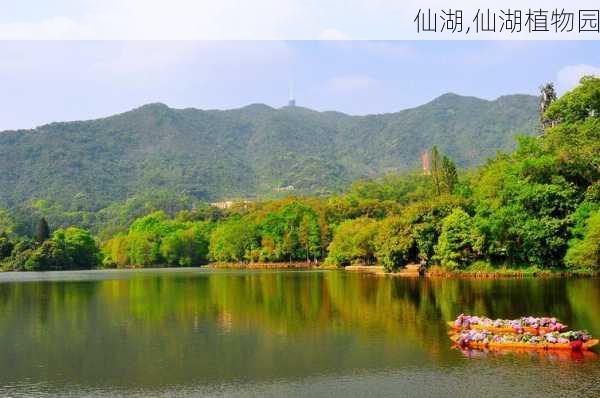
0,93,539,210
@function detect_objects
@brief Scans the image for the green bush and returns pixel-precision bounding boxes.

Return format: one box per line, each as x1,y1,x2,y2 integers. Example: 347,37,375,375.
435,209,484,270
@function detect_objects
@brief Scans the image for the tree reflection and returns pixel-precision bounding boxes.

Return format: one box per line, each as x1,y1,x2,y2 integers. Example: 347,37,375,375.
0,272,597,388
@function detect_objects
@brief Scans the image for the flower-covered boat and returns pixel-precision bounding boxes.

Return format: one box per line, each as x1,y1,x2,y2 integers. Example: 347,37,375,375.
450,329,598,351
448,314,567,335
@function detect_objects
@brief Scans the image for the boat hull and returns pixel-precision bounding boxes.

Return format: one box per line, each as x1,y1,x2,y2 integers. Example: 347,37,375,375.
449,335,598,351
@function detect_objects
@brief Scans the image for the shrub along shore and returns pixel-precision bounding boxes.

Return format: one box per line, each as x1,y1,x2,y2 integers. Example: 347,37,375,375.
0,78,598,274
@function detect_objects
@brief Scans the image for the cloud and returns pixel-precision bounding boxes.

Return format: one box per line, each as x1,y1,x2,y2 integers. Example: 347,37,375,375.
325,74,379,94
0,16,91,39
0,0,303,39
318,41,415,59
557,64,600,93
319,28,349,40
92,42,202,74
455,41,544,67
358,41,415,58
0,41,296,130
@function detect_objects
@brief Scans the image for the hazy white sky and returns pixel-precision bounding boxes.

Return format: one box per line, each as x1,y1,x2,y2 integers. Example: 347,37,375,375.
1,1,599,130
2,0,600,39
0,40,599,131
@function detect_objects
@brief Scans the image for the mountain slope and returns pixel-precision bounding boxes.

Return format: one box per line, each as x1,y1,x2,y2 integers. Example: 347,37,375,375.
0,93,539,210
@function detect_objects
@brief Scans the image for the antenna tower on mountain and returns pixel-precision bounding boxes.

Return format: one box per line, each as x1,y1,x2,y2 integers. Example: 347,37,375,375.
288,78,296,107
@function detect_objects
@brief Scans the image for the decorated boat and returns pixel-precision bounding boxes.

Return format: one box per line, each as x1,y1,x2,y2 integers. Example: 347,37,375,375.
448,314,567,335
450,329,598,351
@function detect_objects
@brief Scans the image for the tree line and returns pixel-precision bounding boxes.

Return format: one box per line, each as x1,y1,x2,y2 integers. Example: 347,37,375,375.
0,217,100,271
0,77,598,272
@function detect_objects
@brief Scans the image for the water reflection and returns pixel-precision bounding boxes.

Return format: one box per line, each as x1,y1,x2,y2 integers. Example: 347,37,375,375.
455,346,599,362
0,270,598,396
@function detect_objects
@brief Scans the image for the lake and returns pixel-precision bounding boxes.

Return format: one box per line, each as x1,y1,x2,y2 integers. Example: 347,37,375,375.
0,269,598,397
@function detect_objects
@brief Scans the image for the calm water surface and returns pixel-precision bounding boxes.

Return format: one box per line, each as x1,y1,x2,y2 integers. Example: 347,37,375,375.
0,269,598,397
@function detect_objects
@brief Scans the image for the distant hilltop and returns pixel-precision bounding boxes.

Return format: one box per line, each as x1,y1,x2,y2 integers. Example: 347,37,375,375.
0,93,539,210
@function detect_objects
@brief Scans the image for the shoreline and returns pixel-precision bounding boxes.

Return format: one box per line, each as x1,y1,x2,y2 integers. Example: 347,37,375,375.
206,263,598,278
206,262,334,270
425,271,599,279
1,262,597,278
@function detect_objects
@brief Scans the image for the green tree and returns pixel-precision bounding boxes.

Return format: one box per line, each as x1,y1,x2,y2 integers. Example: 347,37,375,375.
127,232,160,266
539,82,557,128
326,218,378,266
101,210,214,268
472,136,580,267
298,214,320,262
545,76,600,124
24,240,69,271
441,156,458,194
258,201,321,262
435,209,484,270
36,217,50,243
3,239,35,271
0,209,15,236
209,217,259,263
102,234,130,268
399,195,466,263
0,235,14,260
160,224,210,267
52,227,100,269
129,211,171,236
431,146,441,196
374,216,416,272
565,210,600,269
298,215,311,262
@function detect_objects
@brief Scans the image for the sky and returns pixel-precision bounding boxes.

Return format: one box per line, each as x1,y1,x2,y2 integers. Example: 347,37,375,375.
1,40,599,131
2,0,600,40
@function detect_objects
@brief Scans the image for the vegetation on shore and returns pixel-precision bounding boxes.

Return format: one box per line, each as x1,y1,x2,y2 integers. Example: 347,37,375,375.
0,218,100,271
0,78,598,273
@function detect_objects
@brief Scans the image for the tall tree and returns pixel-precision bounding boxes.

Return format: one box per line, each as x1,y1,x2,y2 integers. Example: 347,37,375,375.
36,217,50,243
298,215,311,263
539,82,557,129
441,156,458,194
430,146,441,196
0,235,13,260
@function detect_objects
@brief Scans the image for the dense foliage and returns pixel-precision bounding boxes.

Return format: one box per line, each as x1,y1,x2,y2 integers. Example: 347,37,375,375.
0,227,100,271
327,218,378,266
434,209,484,270
565,209,600,268
102,211,214,268
0,94,537,214
0,79,597,272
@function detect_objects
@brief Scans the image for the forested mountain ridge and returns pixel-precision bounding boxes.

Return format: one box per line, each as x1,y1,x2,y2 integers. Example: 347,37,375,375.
0,93,539,210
